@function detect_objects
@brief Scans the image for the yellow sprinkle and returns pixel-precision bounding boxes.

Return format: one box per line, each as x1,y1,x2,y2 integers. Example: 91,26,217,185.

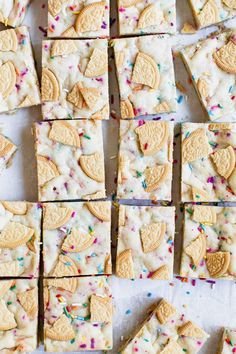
98,280,104,288
72,11,80,14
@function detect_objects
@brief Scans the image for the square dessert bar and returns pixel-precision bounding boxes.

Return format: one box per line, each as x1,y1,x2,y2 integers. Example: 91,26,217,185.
117,120,174,201
217,328,236,353
116,205,175,280
0,278,38,353
0,26,40,114
0,1,31,27
188,0,236,29
43,202,111,277
44,276,112,352
34,120,106,202
48,0,109,38
0,133,17,174
117,0,176,36
181,29,236,121
181,204,236,280
119,298,209,353
113,35,177,119
181,122,236,202
41,39,109,120
0,201,41,277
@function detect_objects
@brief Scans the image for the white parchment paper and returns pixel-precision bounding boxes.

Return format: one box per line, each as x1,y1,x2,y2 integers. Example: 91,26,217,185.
0,0,235,353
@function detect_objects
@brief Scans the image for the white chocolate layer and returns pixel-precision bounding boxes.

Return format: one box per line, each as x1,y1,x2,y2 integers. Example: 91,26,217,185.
116,205,175,279
44,276,112,352
34,120,106,202
118,0,176,35
181,30,236,121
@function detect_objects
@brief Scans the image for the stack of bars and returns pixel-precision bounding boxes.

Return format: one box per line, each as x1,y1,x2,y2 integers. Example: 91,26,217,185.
0,0,235,353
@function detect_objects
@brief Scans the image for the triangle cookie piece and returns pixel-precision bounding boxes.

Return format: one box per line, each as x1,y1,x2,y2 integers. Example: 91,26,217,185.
17,288,38,319
45,314,75,341
140,222,166,253
135,121,169,156
211,146,235,179
62,228,95,252
185,234,206,266
51,255,78,277
43,205,72,230
90,295,112,323
0,299,16,330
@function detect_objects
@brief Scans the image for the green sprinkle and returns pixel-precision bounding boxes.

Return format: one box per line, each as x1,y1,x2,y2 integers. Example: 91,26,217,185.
7,301,12,305
63,307,71,319
136,171,142,178
83,134,91,140
70,338,75,344
10,285,16,291
186,208,193,215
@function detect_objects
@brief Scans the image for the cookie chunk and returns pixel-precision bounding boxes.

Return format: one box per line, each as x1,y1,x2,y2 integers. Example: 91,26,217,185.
43,202,111,277
0,27,40,114
48,0,109,38
181,29,236,121
188,0,236,29
113,35,177,119
0,1,31,27
44,276,112,352
0,278,38,352
181,204,236,280
41,39,109,120
117,0,176,35
0,201,41,277
34,120,106,201
116,205,175,280
217,328,236,353
119,298,209,353
181,122,236,202
0,133,17,174
117,120,173,201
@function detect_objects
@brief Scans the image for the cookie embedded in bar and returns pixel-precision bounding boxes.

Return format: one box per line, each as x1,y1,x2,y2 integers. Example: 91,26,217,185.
0,279,38,352
119,298,209,353
48,0,109,38
113,35,177,119
41,39,109,120
181,204,235,281
44,276,112,352
188,0,236,29
0,133,17,174
42,202,111,277
181,122,236,202
34,120,106,202
116,205,175,280
0,201,41,277
0,27,40,114
117,120,174,201
181,29,236,120
217,328,236,353
117,0,176,36
0,1,31,27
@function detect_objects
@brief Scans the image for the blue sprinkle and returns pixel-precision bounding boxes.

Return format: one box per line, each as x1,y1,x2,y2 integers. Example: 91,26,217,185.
125,309,132,315
147,292,152,297
177,95,183,104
